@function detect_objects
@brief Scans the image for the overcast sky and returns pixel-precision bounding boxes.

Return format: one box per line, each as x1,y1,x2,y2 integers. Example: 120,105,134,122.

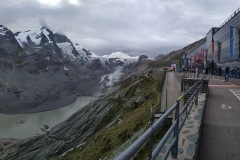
1,0,240,57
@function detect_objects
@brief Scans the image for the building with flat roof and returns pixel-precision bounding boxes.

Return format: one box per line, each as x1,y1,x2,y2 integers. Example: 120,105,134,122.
184,7,240,78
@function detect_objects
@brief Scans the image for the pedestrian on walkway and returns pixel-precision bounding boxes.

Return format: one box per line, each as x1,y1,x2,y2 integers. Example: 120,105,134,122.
196,68,199,78
225,67,229,82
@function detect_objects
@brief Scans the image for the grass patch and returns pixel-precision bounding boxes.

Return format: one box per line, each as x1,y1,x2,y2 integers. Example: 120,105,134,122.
59,77,163,160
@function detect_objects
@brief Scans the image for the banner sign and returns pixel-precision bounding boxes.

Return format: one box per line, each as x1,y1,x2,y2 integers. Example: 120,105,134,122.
200,49,204,63
211,40,214,61
206,49,208,61
230,26,234,58
184,54,187,67
217,42,222,62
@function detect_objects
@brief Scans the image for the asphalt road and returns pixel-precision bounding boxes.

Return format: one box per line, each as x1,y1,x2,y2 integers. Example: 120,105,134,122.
197,78,240,160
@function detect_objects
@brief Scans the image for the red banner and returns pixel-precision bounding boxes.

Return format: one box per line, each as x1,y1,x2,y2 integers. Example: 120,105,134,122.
211,40,214,61
200,49,204,63
206,49,208,61
194,54,197,63
217,42,222,62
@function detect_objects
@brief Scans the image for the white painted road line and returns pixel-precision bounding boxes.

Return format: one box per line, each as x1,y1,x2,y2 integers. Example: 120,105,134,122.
229,89,240,101
234,90,240,94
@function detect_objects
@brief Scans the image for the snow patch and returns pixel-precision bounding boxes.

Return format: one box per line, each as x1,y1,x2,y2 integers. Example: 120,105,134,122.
16,38,23,47
100,66,124,87
45,56,50,60
102,51,138,60
42,28,52,43
15,30,42,45
57,42,76,61
64,66,69,70
74,45,88,59
15,28,53,47
102,51,138,65
74,43,99,59
96,51,138,66
0,26,6,36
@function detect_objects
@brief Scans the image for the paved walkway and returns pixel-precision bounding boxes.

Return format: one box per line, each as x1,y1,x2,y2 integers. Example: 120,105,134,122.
197,77,240,160
166,72,181,109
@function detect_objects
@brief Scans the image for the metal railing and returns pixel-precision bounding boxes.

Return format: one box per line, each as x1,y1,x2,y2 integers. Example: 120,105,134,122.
116,79,203,160
219,7,240,29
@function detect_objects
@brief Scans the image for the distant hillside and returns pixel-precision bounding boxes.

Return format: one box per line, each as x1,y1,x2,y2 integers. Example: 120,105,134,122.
149,38,206,68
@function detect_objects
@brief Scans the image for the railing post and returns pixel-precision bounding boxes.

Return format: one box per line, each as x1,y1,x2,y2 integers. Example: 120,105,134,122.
148,107,154,160
195,90,198,106
165,73,168,111
171,100,180,159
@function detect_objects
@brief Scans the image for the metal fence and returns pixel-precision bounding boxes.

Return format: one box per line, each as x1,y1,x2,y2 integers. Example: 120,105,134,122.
219,7,240,29
116,79,203,160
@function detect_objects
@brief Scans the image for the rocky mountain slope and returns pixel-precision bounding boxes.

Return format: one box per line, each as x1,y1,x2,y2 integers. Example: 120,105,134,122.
0,25,140,114
0,68,164,160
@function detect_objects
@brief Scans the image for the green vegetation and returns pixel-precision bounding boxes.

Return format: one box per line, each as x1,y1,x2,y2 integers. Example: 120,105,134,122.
58,74,163,160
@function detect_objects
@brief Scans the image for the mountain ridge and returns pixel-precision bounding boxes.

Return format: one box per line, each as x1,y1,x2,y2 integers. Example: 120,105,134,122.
0,25,141,114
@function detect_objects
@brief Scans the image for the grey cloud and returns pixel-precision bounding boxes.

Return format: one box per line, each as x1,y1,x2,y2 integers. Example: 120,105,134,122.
1,0,240,57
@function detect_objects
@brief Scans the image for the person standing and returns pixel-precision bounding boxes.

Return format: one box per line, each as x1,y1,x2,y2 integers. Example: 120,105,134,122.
225,67,229,82
196,67,199,78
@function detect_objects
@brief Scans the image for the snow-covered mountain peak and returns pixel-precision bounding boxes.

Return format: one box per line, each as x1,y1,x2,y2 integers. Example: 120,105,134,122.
0,25,11,36
74,43,99,58
12,26,138,71
101,51,139,64
15,27,53,47
102,51,138,60
92,51,139,69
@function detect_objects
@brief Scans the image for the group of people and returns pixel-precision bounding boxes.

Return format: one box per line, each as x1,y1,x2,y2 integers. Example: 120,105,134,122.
194,67,230,82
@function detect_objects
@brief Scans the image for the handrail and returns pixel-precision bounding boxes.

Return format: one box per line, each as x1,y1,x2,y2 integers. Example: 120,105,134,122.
219,7,240,29
116,79,203,160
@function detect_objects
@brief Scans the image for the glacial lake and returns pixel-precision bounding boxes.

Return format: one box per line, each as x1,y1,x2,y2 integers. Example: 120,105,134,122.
0,97,96,139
